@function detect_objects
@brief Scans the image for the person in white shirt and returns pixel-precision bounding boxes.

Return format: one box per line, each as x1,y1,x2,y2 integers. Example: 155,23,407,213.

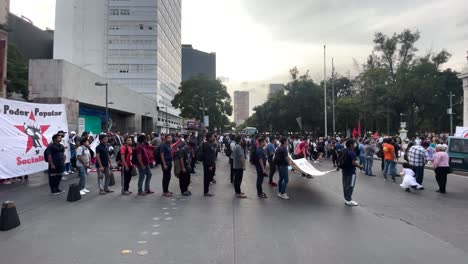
76,138,92,195
400,163,424,192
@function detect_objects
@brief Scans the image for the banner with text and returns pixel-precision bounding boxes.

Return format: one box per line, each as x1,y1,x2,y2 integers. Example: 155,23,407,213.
0,98,68,179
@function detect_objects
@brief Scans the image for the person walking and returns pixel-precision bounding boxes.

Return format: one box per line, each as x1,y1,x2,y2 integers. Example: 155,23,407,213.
382,138,397,182
96,134,114,195
341,139,363,206
254,137,268,198
276,138,292,200
120,136,134,195
232,135,247,198
266,137,278,186
46,134,66,195
408,142,429,184
76,138,91,195
433,145,450,193
200,132,217,197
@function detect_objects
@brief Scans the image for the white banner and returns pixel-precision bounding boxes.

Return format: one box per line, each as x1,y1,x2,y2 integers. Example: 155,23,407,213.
290,156,334,176
0,98,68,179
455,127,468,138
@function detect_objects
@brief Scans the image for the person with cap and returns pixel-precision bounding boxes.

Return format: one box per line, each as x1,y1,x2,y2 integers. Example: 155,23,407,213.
95,134,114,195
341,139,363,206
57,130,72,178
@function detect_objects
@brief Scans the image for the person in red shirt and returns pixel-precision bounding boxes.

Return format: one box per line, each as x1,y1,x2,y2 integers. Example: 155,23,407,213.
382,138,397,182
136,135,153,195
294,137,312,178
120,136,134,195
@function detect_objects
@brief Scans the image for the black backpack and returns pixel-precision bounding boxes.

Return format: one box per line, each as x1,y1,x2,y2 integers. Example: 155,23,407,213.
43,147,50,163
337,150,349,169
154,145,162,164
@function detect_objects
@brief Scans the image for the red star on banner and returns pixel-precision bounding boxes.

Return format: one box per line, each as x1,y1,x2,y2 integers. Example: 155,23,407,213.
14,112,50,153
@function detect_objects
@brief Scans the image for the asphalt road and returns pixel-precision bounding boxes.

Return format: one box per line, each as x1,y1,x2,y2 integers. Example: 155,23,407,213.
0,155,467,264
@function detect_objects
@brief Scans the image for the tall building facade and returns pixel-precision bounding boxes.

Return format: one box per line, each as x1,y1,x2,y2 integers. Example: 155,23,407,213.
234,91,249,126
182,44,216,81
268,83,284,99
54,0,182,132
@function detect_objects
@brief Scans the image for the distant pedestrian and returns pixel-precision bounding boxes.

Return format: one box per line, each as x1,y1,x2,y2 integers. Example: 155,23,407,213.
433,145,450,193
254,137,268,199
363,141,376,176
341,139,363,206
46,134,66,195
96,134,114,195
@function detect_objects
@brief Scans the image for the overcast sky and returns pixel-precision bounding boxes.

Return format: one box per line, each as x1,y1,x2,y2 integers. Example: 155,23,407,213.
10,0,468,113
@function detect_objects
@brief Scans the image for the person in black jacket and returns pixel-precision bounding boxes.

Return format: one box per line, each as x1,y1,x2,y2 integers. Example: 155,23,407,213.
201,132,216,197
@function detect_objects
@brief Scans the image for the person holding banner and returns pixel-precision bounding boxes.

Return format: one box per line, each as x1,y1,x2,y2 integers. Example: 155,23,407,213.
46,134,66,195
96,134,114,195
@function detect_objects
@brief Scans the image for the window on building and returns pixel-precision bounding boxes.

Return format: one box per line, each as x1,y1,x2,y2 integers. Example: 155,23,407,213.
139,24,144,30
120,9,130,15
110,9,119,15
148,26,154,30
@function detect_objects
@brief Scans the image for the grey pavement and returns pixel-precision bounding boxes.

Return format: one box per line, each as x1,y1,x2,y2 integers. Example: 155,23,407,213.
0,155,468,264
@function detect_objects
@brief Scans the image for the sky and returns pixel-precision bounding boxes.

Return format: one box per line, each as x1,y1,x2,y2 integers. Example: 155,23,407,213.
10,0,468,113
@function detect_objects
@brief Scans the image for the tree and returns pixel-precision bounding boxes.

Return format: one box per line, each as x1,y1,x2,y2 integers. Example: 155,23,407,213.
6,44,28,99
171,75,233,130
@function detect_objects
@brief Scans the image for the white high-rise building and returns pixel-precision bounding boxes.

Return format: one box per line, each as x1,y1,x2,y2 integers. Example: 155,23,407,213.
54,0,182,132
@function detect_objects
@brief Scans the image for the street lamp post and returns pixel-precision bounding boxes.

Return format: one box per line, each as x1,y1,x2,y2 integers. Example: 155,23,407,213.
95,82,109,132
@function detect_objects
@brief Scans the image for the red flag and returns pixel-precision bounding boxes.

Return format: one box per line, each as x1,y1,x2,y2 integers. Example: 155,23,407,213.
373,132,379,139
352,128,357,138
357,120,362,137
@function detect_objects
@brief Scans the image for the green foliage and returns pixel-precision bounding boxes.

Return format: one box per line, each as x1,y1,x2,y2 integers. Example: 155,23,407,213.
7,44,28,99
244,29,463,136
172,75,233,131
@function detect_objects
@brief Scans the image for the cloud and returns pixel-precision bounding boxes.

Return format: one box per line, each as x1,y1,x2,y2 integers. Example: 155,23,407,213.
240,0,467,45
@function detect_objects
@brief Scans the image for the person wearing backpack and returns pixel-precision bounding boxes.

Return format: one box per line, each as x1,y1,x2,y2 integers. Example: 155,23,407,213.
341,139,363,206
46,134,66,195
120,136,134,195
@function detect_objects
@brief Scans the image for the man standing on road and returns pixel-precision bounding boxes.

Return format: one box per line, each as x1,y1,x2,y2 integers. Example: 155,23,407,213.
382,138,397,182
408,142,429,184
266,137,278,186
276,137,292,200
76,138,91,195
46,134,66,195
232,135,247,198
176,142,193,196
254,137,268,199
201,132,217,197
159,134,173,197
95,134,114,195
342,139,363,206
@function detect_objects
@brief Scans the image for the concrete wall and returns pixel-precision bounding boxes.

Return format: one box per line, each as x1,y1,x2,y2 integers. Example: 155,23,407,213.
8,13,53,60
28,59,159,132
54,0,106,76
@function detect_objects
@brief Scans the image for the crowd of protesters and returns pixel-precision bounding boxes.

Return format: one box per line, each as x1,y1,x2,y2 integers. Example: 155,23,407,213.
0,129,453,207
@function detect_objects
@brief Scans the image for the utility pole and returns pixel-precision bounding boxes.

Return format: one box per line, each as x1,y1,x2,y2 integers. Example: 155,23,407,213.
449,91,453,135
324,45,328,137
332,57,336,136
